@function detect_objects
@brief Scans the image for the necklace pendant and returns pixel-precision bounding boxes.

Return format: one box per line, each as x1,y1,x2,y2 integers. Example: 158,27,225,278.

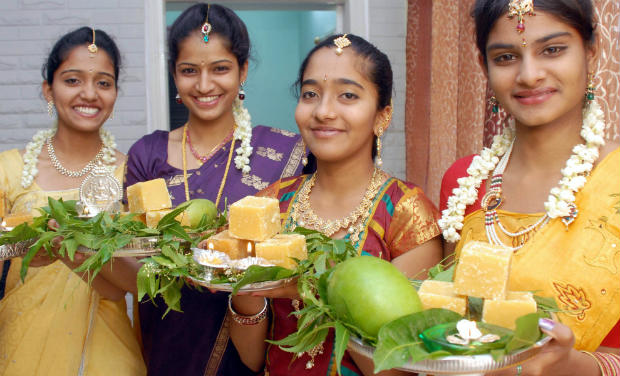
481,190,503,211
561,204,578,229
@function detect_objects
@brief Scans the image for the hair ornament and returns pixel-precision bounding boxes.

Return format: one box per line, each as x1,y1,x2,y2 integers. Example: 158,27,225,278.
87,28,98,55
508,0,535,47
333,34,351,55
202,4,212,43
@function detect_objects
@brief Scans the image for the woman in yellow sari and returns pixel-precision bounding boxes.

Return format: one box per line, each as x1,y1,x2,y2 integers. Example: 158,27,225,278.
439,0,619,375
0,27,145,375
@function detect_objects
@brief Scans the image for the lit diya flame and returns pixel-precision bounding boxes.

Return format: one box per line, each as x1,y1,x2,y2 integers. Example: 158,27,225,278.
446,319,501,345
208,242,214,251
247,242,253,256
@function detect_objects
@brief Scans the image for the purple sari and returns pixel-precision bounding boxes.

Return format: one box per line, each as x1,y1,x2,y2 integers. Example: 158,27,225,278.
124,125,304,376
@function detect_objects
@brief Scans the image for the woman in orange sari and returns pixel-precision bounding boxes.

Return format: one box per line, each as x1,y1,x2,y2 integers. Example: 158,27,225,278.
439,0,619,374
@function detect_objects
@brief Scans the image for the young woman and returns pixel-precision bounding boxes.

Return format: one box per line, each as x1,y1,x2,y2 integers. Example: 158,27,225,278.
439,1,620,375
0,27,145,375
122,4,305,375
229,34,443,376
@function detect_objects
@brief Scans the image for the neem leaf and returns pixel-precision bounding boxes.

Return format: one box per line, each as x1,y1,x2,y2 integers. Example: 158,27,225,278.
333,322,350,376
157,201,191,229
373,309,463,373
0,223,39,245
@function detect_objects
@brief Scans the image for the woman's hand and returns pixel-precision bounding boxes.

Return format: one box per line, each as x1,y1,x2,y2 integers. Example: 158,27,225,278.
486,319,600,376
249,279,300,300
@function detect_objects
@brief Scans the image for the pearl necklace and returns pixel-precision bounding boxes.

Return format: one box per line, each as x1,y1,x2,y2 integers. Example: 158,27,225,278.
21,123,117,188
291,168,387,244
46,136,104,178
438,100,606,243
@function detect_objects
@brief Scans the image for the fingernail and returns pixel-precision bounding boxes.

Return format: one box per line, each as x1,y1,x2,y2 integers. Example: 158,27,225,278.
538,318,555,331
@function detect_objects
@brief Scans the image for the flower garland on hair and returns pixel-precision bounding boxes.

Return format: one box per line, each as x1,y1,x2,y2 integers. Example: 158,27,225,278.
232,97,253,174
21,121,117,189
438,100,606,243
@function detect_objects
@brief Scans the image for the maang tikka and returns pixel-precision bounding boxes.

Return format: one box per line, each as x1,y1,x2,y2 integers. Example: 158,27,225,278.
202,4,212,43
507,0,535,47
87,28,98,56
333,34,351,55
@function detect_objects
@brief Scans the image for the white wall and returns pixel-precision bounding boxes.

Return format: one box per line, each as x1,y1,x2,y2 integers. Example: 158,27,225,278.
368,0,407,180
0,0,407,179
0,0,148,153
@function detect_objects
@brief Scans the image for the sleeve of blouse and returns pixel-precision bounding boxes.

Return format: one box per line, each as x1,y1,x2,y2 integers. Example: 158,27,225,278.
123,138,151,190
386,186,441,258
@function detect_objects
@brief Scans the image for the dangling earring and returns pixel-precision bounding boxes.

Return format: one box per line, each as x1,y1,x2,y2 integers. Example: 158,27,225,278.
47,100,55,117
175,93,182,104
375,127,384,167
238,82,246,100
301,140,308,166
109,107,115,121
489,96,499,113
586,72,596,101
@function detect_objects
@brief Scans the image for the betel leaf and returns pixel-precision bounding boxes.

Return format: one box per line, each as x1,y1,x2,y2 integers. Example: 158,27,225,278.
373,309,463,373
505,312,544,353
231,265,296,294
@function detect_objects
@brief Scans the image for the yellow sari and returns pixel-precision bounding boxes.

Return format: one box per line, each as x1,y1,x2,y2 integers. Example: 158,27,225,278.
0,149,145,376
455,148,620,351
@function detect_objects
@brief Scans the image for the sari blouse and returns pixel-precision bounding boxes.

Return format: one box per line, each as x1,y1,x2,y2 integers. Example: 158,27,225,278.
440,148,620,350
262,174,441,376
124,125,304,376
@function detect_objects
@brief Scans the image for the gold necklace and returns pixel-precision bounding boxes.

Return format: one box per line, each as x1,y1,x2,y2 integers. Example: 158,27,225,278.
291,168,386,243
182,123,236,208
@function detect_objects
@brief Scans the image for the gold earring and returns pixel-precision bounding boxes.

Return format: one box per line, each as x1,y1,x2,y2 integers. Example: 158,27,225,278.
47,100,55,117
586,72,596,101
375,127,384,167
109,107,115,121
301,140,308,166
489,96,499,113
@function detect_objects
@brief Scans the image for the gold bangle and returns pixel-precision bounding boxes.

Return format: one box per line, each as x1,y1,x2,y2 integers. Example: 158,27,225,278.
228,295,268,325
580,351,606,376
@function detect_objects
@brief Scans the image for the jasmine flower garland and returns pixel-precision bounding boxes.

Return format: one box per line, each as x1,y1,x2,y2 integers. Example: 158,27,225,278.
232,97,253,174
438,100,606,243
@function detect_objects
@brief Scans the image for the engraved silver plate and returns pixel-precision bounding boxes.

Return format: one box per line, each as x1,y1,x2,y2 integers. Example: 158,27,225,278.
347,335,551,375
77,162,122,217
0,239,36,261
77,236,163,257
188,275,297,293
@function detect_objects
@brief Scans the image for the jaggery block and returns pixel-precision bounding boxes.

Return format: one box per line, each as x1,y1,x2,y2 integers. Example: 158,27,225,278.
145,209,190,228
120,212,147,225
453,241,512,300
207,230,254,260
0,191,6,218
3,213,34,228
127,178,172,213
482,291,538,330
228,196,280,241
418,280,467,316
255,234,307,269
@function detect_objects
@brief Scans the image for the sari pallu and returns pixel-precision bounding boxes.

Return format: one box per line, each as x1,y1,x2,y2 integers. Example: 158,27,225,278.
0,149,145,376
262,175,441,376
124,125,304,376
442,148,620,351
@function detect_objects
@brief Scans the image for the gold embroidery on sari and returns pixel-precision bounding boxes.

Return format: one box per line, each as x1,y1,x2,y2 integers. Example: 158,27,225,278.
270,128,296,137
280,139,305,178
583,219,620,274
168,173,192,187
256,146,284,162
553,281,592,321
242,174,269,190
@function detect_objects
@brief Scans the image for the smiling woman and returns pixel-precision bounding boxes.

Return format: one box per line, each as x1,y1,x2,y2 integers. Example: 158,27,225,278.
0,27,146,375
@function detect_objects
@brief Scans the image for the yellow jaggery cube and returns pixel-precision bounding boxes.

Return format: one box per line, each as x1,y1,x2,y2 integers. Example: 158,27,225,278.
0,190,6,218
255,234,307,269
418,280,467,316
207,230,254,260
228,196,281,241
482,291,537,330
3,213,34,228
126,178,172,213
453,241,512,299
145,209,190,228
120,212,147,225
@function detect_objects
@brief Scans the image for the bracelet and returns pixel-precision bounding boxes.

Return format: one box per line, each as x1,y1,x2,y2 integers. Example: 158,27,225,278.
581,351,620,376
228,295,268,325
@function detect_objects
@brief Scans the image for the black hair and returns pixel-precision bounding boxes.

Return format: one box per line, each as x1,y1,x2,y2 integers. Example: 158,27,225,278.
42,27,121,86
473,0,595,63
168,3,251,73
297,34,393,174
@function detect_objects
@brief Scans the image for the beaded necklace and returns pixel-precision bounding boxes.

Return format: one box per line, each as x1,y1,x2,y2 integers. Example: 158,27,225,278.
186,125,234,165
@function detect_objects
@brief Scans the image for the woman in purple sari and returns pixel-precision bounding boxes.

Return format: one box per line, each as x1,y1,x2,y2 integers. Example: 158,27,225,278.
123,4,304,375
